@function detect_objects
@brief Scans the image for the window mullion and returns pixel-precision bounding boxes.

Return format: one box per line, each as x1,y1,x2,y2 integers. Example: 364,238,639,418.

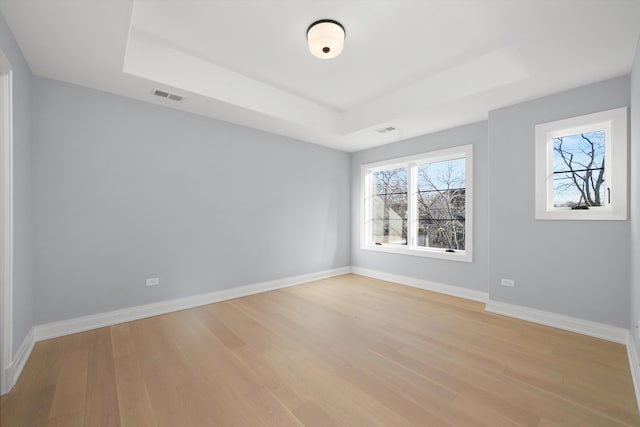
407,163,416,249
546,135,555,211
363,168,371,246
604,121,613,207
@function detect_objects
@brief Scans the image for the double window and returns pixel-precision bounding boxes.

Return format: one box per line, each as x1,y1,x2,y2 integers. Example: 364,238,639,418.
361,144,473,262
535,107,627,220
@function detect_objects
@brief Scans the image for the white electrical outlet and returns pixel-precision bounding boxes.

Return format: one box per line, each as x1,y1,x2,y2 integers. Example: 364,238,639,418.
501,278,515,287
146,277,159,287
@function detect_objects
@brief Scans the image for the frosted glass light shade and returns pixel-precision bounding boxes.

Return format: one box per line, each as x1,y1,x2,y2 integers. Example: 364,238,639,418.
306,20,345,59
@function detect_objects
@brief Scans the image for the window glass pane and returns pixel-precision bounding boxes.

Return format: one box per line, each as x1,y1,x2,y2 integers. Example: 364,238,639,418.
372,168,407,245
416,158,465,250
553,130,605,208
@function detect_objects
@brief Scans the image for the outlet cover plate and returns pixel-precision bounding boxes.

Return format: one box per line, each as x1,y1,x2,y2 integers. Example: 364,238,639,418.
501,278,515,287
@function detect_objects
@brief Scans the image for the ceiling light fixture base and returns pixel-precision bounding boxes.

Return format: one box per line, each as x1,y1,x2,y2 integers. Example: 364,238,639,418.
306,19,345,59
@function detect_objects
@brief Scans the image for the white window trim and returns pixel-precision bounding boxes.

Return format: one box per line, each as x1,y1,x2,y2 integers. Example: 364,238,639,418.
360,144,473,262
535,107,627,221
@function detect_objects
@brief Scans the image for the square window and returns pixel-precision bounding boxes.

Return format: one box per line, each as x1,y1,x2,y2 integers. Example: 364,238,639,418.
535,107,627,220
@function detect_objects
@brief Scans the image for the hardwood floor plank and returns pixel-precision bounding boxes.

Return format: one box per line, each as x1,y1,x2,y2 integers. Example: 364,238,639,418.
0,339,61,427
113,353,156,427
110,323,136,358
450,395,525,427
335,363,456,426
14,338,64,389
259,347,417,427
144,383,192,427
48,332,90,421
233,345,310,412
47,412,85,427
291,401,340,427
244,387,305,427
162,308,262,397
178,376,264,427
84,328,121,427
202,311,246,350
0,383,55,427
127,318,193,427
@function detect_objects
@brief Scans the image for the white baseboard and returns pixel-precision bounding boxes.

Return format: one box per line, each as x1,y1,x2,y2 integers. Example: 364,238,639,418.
35,266,351,341
0,370,6,395
1,326,35,395
351,266,489,303
485,300,629,344
628,338,640,412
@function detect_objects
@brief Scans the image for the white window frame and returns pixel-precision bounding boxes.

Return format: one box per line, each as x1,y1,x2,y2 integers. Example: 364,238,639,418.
360,144,473,262
535,107,627,220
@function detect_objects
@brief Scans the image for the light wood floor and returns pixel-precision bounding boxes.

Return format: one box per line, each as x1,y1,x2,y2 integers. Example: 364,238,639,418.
1,274,639,426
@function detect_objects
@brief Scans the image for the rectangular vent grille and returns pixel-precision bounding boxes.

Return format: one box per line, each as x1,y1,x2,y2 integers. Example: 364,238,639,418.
377,126,396,133
153,88,184,102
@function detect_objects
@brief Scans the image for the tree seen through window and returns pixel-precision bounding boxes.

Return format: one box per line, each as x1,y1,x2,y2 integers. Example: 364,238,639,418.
417,158,465,250
553,130,605,208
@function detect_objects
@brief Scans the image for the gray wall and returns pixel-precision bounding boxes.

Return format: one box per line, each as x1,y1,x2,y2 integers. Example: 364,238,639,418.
350,121,489,292
488,76,630,327
0,14,35,354
32,77,351,324
630,38,640,358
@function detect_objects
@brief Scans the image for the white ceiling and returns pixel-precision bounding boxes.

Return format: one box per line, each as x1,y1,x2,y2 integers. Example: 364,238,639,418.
1,0,639,152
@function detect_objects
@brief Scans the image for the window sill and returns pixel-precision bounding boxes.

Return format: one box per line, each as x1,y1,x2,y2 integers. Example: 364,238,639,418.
535,207,627,221
361,243,472,262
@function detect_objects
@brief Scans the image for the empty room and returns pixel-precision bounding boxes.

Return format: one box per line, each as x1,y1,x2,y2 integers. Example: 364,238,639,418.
2,0,640,426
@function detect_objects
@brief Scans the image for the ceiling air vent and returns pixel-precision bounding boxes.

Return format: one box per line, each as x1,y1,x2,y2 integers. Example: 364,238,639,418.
376,126,396,133
152,88,184,102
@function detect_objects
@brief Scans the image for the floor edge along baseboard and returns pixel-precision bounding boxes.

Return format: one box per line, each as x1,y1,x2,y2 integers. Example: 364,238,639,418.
3,265,636,411
484,299,629,344
3,266,350,395
628,340,640,412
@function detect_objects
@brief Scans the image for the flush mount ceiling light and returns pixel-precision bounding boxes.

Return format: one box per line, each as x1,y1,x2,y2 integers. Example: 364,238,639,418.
306,19,345,59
